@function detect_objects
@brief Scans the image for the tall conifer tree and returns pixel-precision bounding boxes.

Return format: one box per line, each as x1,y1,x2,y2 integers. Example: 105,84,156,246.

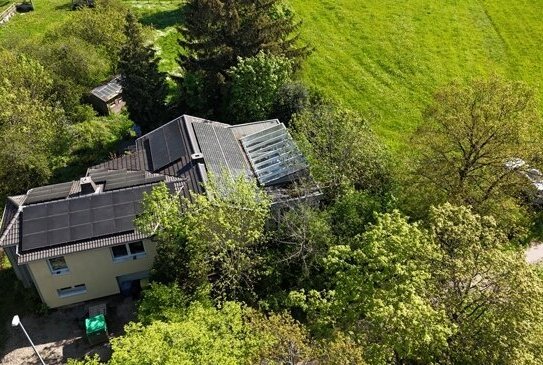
119,12,167,133
178,0,310,117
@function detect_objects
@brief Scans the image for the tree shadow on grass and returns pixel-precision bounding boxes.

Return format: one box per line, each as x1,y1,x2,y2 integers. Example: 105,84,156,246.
139,7,184,30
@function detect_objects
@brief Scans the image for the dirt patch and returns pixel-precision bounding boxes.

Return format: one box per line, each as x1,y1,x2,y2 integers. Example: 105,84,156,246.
1,295,137,364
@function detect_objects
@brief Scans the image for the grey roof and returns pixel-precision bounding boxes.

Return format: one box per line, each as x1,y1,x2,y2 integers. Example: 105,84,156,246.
240,124,307,186
229,120,281,140
192,122,251,179
0,199,21,248
90,77,123,103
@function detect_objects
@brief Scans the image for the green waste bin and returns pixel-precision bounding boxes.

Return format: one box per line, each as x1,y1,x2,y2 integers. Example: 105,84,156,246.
85,314,108,345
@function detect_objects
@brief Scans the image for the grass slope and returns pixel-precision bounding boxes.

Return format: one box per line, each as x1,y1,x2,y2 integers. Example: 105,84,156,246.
1,0,542,151
122,0,183,74
288,0,543,150
0,0,72,47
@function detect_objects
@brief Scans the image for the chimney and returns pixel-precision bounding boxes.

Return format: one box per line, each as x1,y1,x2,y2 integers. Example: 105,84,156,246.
80,176,97,195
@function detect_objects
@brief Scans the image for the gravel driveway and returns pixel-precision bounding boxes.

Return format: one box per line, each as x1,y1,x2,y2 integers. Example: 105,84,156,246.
1,295,136,365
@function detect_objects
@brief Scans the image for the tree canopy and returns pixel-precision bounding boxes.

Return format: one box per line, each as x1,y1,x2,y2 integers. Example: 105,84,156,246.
119,12,168,132
136,174,271,301
408,77,542,229
178,0,310,117
0,50,68,199
291,102,392,198
291,203,543,364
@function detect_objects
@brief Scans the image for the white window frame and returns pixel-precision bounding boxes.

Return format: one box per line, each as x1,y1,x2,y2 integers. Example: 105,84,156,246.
111,241,146,263
47,256,69,276
57,284,87,298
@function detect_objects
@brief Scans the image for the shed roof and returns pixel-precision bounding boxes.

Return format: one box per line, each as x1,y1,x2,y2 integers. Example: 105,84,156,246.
90,77,123,103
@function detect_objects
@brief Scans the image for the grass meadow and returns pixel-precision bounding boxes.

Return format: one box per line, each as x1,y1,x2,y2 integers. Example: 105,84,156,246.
1,0,543,151
288,0,543,150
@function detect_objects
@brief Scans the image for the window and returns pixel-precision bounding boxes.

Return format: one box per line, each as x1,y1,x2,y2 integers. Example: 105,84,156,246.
57,284,86,298
111,241,146,262
48,256,69,275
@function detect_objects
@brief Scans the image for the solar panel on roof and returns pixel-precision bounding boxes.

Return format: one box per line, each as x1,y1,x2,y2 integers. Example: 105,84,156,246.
146,119,186,171
87,169,165,191
148,129,170,170
25,182,73,204
192,122,250,179
241,124,307,186
164,120,185,161
20,182,175,252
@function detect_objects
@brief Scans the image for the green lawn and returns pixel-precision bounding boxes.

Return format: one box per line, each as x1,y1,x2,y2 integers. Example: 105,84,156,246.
2,0,543,152
0,0,12,12
122,0,183,74
0,0,73,47
287,0,543,150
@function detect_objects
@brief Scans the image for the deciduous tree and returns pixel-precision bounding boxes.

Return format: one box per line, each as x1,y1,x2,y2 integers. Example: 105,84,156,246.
0,50,68,199
226,51,292,123
291,103,392,199
292,204,543,364
409,76,542,228
136,174,271,301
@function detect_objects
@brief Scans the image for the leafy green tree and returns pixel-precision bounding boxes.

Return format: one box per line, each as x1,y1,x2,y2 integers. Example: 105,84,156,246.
57,0,128,66
291,103,392,198
70,298,362,365
182,173,271,301
408,77,542,231
137,174,271,301
326,211,449,363
226,52,292,123
178,0,310,116
135,183,192,289
137,282,193,324
270,81,311,125
69,114,134,166
292,204,543,364
329,188,389,238
0,50,68,199
429,204,543,364
119,12,168,132
272,203,334,281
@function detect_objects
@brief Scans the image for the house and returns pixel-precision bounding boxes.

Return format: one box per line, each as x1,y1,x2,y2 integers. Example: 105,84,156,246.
0,115,314,308
89,77,125,116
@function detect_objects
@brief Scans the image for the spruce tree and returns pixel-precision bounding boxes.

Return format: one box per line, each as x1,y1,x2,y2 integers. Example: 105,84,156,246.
178,0,311,118
119,12,167,133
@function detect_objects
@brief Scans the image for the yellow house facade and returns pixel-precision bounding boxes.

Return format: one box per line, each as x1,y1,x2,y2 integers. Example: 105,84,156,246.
27,239,156,308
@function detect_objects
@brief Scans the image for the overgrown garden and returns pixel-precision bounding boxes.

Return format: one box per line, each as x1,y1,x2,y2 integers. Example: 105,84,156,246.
1,0,543,363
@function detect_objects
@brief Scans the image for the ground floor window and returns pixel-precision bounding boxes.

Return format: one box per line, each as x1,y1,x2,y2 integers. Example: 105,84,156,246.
57,284,87,298
48,256,69,275
111,241,146,262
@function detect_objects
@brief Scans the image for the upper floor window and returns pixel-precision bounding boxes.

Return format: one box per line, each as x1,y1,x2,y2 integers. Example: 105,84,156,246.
57,284,86,298
111,241,146,262
48,256,69,275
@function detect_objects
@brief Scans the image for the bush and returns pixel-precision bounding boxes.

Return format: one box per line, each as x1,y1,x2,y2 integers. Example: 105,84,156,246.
270,81,311,124
226,51,292,123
